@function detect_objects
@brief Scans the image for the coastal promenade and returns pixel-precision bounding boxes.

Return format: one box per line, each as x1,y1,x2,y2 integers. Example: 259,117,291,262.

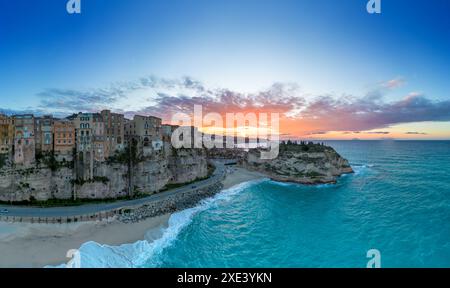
0,161,229,223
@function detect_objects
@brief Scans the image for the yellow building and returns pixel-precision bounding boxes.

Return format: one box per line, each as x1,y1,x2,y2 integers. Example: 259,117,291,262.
53,119,75,162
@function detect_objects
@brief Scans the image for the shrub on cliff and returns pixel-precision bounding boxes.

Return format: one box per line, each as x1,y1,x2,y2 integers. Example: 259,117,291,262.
0,154,6,169
107,139,140,165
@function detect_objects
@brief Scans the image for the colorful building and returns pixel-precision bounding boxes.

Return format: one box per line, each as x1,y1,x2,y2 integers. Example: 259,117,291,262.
92,113,106,162
13,114,35,166
0,114,14,157
124,115,163,156
35,115,54,154
101,110,125,158
71,113,95,179
53,119,75,162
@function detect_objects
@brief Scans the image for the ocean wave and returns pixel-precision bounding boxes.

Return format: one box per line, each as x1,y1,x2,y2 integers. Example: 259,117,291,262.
268,181,293,187
315,183,335,188
270,180,337,189
50,179,266,268
351,163,375,176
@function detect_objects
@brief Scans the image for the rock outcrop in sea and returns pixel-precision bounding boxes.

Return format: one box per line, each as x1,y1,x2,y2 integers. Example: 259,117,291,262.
241,142,353,184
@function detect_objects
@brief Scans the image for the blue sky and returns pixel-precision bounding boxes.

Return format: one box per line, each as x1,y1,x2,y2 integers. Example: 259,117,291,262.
0,0,449,138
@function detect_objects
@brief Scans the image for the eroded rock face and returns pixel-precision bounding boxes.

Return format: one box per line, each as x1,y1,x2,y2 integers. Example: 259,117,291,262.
0,147,208,202
0,167,74,202
241,143,353,184
169,148,208,184
76,162,128,199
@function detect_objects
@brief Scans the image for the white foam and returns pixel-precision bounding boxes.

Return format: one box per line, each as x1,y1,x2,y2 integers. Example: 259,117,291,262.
351,163,375,176
50,178,266,268
269,181,293,187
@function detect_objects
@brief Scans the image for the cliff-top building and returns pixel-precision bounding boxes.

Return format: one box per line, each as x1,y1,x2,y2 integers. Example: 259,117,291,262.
161,124,179,143
125,115,163,156
13,114,36,166
0,114,14,157
71,113,96,179
101,109,125,158
53,119,75,162
35,115,54,154
72,113,93,152
92,113,106,162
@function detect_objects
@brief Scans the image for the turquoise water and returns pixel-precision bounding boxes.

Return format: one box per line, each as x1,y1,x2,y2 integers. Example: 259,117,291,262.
73,141,450,268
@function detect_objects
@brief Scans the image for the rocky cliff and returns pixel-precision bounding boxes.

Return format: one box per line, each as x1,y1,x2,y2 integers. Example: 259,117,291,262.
241,142,353,184
0,146,208,203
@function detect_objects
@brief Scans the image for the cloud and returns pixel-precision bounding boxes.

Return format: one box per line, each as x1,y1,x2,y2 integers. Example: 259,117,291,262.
382,77,406,89
30,76,450,136
0,107,58,117
128,79,305,121
296,92,450,134
38,85,135,113
405,131,428,135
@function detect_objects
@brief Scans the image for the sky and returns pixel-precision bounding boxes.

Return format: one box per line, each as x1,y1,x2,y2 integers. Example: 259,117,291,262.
0,0,449,139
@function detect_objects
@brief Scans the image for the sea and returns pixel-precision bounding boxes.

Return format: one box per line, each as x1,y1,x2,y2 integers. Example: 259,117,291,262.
62,141,450,268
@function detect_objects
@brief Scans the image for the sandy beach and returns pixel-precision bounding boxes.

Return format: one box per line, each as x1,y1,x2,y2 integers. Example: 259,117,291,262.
222,166,265,190
0,167,263,268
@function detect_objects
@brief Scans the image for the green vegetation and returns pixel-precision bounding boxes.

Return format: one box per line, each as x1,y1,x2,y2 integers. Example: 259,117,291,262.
161,163,215,191
0,195,146,208
0,154,6,169
107,139,140,164
18,182,30,189
70,176,110,186
305,171,325,178
36,151,73,171
162,175,209,191
279,140,331,153
207,162,216,177
1,166,215,208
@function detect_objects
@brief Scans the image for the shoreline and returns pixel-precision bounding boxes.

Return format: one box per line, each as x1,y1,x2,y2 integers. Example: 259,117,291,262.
0,166,264,268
